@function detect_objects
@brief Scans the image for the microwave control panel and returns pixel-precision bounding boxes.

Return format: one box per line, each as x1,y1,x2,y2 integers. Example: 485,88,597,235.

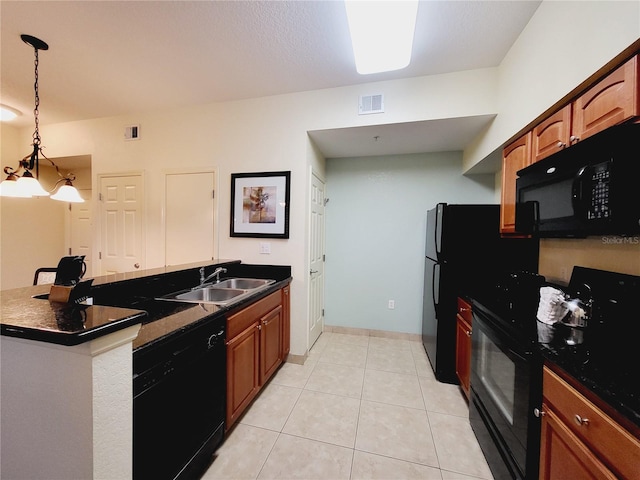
587,161,611,220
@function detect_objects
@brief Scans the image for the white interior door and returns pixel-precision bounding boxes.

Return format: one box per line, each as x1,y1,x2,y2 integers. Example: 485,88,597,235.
165,171,215,266
69,192,93,276
309,171,325,348
99,174,144,275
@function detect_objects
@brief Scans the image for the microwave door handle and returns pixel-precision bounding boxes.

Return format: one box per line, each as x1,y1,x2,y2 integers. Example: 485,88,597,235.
533,201,540,233
572,166,589,218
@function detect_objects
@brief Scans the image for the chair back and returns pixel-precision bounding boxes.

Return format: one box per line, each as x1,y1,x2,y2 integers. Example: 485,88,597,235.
33,267,57,285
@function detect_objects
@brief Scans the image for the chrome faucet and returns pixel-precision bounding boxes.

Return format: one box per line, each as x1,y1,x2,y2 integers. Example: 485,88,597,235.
199,267,227,286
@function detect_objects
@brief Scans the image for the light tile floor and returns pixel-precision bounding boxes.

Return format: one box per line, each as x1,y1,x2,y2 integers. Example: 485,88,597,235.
203,331,494,480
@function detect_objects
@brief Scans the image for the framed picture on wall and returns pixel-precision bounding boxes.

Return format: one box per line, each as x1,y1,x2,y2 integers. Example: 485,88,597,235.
230,171,291,238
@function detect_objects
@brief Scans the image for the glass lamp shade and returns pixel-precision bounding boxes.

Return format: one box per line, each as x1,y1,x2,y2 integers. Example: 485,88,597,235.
16,172,49,196
0,177,31,197
51,182,84,203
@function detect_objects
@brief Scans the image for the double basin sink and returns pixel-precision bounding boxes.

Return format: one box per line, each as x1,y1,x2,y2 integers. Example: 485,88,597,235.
157,278,275,306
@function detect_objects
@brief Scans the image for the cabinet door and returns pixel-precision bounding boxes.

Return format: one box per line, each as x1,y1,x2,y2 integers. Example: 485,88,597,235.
260,305,283,384
532,105,572,163
226,322,260,427
539,407,616,480
281,286,291,359
455,314,472,399
500,132,532,234
572,54,639,142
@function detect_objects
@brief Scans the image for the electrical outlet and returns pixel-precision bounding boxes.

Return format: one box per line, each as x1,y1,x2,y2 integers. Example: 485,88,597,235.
388,300,395,309
259,242,271,254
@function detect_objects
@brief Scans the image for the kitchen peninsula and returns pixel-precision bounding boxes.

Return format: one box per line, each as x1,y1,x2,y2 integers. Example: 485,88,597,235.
0,260,292,480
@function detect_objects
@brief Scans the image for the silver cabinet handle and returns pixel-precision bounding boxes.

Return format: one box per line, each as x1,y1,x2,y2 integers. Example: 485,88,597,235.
534,408,546,418
557,141,566,149
570,135,580,143
574,414,589,426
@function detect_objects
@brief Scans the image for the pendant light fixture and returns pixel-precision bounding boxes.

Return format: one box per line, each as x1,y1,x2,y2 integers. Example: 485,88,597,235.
0,34,84,203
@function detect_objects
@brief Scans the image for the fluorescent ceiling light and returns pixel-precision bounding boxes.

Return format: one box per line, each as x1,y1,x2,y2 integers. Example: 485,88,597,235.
0,104,21,121
345,0,419,75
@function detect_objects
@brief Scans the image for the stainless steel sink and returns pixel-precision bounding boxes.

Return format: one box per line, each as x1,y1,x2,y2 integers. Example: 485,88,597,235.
212,278,274,290
175,287,246,303
156,278,275,306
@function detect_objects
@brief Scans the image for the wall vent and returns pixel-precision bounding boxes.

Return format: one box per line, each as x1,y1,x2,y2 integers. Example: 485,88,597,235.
358,94,384,115
124,124,140,140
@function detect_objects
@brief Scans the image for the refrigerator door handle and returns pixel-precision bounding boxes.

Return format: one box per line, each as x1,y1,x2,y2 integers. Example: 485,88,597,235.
432,263,440,310
435,204,443,258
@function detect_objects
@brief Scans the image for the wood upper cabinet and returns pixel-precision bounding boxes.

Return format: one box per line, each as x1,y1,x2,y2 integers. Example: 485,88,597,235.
532,105,573,163
572,54,639,143
500,132,532,234
539,366,640,480
225,287,289,430
455,297,472,400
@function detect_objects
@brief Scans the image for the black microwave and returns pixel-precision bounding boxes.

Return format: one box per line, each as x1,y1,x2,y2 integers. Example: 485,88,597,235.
516,123,640,237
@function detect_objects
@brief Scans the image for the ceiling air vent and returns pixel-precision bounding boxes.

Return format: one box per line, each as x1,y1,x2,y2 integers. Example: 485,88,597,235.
124,124,140,141
358,94,384,115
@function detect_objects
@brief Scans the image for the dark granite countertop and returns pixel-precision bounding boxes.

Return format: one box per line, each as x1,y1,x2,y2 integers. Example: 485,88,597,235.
537,320,640,432
0,283,147,346
1,260,292,350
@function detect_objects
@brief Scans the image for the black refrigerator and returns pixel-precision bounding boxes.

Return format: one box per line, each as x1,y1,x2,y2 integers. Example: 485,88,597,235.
422,203,539,384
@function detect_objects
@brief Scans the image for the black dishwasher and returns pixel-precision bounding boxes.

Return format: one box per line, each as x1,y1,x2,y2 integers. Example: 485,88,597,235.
133,315,226,480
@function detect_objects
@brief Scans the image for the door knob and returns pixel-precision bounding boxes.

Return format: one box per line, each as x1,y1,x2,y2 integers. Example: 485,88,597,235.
134,263,140,269
310,269,318,275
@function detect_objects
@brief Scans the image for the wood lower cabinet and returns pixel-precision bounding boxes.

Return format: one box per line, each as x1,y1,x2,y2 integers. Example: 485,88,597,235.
455,297,472,399
500,132,532,234
539,366,640,480
226,321,260,428
281,285,290,358
225,287,289,429
259,305,282,382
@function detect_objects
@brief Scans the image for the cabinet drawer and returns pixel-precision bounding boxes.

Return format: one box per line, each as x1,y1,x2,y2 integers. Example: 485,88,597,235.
457,297,472,324
227,290,281,339
543,366,640,479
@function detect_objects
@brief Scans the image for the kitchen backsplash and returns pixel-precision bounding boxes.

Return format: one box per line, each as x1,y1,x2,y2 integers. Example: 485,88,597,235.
539,236,640,284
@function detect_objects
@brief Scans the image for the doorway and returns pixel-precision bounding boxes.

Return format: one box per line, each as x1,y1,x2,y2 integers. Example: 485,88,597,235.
68,191,93,276
309,171,325,348
98,173,145,275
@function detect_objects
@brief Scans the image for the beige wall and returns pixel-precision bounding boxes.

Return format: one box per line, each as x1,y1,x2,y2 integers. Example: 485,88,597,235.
464,1,640,172
539,237,640,284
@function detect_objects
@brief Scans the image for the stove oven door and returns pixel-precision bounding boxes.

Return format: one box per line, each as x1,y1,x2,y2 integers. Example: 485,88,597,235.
470,308,541,479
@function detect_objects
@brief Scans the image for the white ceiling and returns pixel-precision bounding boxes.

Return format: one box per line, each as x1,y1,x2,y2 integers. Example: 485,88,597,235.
1,0,541,162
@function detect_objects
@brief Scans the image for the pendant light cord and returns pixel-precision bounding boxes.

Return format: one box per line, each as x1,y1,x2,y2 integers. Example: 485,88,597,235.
32,46,41,148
